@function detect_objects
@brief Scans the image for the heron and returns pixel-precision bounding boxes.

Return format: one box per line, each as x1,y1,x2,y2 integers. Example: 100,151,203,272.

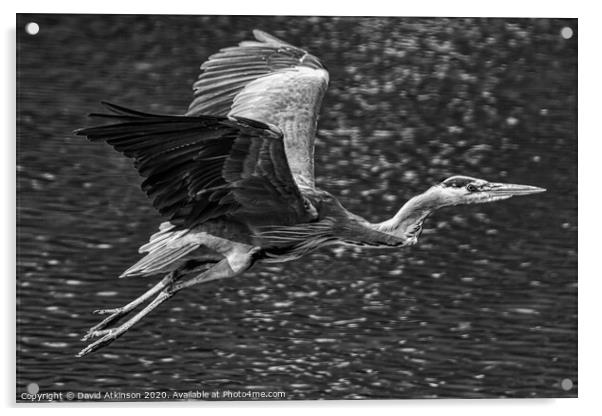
74,29,545,357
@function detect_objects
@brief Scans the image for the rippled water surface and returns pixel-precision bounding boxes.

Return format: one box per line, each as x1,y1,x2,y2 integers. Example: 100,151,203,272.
16,15,577,400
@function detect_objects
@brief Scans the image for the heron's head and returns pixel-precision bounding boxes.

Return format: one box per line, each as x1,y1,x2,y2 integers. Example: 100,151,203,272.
432,175,546,206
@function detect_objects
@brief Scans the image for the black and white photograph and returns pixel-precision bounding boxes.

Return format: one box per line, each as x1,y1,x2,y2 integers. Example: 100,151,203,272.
15,13,577,402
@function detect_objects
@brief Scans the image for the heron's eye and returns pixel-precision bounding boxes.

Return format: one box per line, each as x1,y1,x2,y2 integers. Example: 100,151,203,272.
466,184,478,192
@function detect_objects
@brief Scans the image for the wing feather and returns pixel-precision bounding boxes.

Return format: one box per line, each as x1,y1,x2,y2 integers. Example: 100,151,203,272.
75,103,318,229
186,30,329,189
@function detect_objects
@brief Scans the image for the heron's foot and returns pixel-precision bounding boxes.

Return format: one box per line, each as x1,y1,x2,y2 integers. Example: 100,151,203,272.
83,306,161,342
79,272,177,346
77,327,128,357
77,290,174,357
93,308,121,315
85,329,112,338
81,308,129,342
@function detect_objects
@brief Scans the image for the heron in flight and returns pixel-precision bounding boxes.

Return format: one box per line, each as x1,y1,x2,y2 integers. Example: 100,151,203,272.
75,30,545,357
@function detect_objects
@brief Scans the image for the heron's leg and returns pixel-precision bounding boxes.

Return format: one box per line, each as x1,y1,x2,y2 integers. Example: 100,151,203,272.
77,255,251,357
81,272,175,341
170,258,243,292
170,245,260,291
77,287,176,357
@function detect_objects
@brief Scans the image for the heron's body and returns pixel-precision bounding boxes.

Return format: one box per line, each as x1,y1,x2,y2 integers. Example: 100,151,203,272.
75,30,545,357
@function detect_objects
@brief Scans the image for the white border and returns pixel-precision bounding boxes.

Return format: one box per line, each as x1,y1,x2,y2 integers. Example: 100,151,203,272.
4,0,597,414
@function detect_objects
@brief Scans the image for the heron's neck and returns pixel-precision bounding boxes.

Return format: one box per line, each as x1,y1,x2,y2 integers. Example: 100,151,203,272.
373,187,446,240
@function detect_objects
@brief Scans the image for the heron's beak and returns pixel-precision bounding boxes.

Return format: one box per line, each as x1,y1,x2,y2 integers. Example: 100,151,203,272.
486,182,546,197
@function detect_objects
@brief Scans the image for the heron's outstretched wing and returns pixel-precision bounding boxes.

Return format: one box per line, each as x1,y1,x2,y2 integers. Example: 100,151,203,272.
75,102,318,229
186,29,329,189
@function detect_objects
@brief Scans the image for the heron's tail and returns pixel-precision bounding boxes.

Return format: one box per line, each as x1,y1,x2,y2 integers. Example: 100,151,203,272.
120,222,199,278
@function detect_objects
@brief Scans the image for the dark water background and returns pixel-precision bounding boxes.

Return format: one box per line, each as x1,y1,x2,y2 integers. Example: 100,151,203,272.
16,15,577,400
